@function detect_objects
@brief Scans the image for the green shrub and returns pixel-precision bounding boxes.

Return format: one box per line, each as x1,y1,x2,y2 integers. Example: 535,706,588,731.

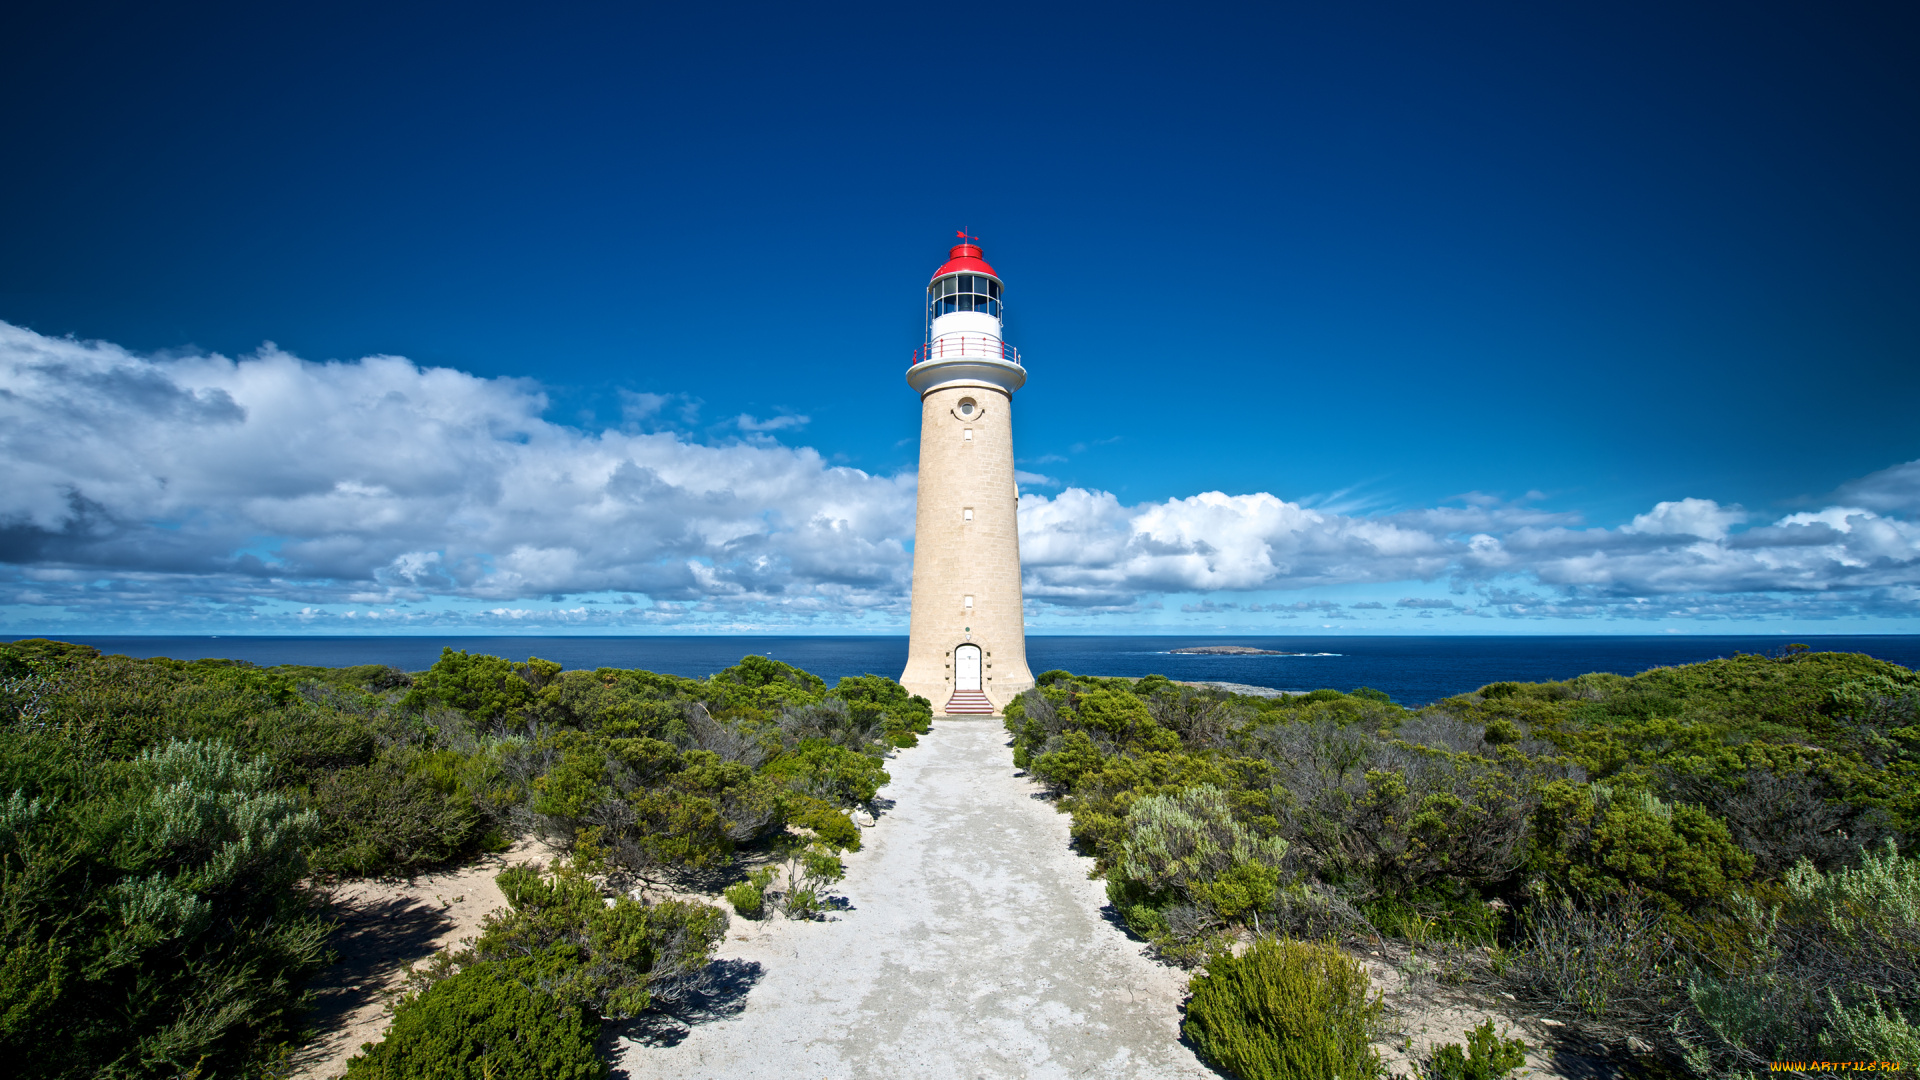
1110,785,1288,950
1030,730,1107,793
783,792,863,851
1426,1020,1527,1080
761,739,889,807
476,863,728,1018
306,753,484,877
725,868,776,919
1183,937,1384,1080
724,881,764,918
1531,782,1754,911
343,955,604,1080
1818,990,1920,1065
1513,888,1677,1022
709,655,827,711
0,735,330,1077
404,648,560,725
778,843,846,919
829,673,933,747
1676,842,1920,1074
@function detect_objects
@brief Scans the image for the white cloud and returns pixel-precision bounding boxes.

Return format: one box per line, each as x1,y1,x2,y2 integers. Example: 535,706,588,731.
1835,459,1920,516
1621,497,1749,540
0,323,912,626
1015,486,1920,620
2,320,1918,629
735,412,809,433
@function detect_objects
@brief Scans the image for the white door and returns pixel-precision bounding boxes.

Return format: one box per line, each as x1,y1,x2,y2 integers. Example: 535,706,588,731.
954,644,982,691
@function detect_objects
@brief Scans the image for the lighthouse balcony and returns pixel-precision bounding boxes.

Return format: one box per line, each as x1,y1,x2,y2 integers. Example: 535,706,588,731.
909,334,1022,369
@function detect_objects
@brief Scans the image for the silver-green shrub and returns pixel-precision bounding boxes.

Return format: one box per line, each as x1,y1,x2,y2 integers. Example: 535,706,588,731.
1110,784,1289,956
1677,842,1920,1076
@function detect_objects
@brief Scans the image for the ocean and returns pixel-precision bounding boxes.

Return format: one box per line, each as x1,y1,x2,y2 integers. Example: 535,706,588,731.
11,633,1920,706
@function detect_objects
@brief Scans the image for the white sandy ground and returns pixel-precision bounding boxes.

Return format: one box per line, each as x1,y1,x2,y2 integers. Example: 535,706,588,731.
286,837,559,1080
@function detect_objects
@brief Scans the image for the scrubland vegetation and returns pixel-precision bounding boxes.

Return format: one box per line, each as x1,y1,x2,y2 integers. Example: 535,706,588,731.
0,638,928,1079
7,632,1914,1080
1006,650,1920,1079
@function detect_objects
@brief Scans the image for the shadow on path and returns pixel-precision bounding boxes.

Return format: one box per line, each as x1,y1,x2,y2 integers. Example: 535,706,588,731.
288,896,455,1068
611,957,767,1055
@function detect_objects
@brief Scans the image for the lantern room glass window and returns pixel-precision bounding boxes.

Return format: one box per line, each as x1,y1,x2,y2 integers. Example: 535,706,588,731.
928,273,1001,319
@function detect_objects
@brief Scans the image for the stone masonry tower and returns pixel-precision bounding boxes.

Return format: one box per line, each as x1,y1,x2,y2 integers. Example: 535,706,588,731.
899,238,1036,715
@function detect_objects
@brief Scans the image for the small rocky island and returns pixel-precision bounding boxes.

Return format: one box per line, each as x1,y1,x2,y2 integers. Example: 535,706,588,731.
1168,645,1295,655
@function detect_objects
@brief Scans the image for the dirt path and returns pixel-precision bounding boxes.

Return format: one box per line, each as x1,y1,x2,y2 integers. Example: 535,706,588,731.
286,838,558,1080
611,716,1215,1080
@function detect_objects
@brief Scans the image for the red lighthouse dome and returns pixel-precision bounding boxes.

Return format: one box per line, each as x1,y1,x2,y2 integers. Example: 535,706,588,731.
931,243,999,281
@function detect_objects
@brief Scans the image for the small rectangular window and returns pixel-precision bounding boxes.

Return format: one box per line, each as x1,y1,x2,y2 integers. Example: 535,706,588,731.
941,297,956,315
988,299,1000,317
963,428,973,441
963,507,974,522
942,277,956,296
989,280,1000,298
959,274,974,292
963,595,974,609
958,294,975,312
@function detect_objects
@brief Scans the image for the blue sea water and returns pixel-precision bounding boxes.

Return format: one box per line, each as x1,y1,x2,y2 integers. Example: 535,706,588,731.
12,634,1920,706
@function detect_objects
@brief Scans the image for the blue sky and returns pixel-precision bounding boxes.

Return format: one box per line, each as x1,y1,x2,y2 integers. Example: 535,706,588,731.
2,0,1917,635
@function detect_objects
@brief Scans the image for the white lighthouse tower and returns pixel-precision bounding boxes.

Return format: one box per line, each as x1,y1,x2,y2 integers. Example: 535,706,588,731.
899,238,1036,714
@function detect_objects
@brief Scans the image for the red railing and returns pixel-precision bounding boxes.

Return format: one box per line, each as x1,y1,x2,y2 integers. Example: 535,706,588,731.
909,335,1022,370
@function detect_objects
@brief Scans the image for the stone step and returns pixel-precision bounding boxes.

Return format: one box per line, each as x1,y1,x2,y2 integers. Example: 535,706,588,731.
943,690,996,715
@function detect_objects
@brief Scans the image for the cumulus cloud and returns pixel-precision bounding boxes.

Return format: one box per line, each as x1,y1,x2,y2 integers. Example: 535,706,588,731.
1015,486,1920,619
0,323,911,626
3,320,1918,629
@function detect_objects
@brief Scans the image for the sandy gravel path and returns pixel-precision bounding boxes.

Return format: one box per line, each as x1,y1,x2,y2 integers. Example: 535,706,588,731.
287,838,558,1080
612,715,1214,1080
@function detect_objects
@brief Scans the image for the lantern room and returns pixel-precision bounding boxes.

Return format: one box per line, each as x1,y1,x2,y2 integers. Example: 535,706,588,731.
927,271,1002,320
909,238,1022,384
925,242,1004,339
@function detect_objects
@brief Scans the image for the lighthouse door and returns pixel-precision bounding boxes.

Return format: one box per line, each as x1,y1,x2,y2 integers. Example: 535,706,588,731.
954,644,982,692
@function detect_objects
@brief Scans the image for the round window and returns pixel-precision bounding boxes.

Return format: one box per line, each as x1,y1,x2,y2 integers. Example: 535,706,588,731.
957,398,977,417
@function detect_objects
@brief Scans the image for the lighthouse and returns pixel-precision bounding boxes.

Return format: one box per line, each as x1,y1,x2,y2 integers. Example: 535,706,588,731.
899,238,1036,714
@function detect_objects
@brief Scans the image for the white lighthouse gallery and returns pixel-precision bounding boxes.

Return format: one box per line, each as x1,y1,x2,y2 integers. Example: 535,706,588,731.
898,240,1037,715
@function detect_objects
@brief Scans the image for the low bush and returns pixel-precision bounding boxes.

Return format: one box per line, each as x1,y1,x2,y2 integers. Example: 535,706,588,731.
403,648,560,728
782,792,863,851
1511,888,1679,1023
1426,1020,1528,1080
724,867,777,919
1107,784,1289,958
1182,937,1384,1080
1675,841,1920,1074
0,736,331,1077
776,842,846,919
349,861,727,1078
760,738,889,808
342,955,604,1080
306,754,486,877
475,862,729,1017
